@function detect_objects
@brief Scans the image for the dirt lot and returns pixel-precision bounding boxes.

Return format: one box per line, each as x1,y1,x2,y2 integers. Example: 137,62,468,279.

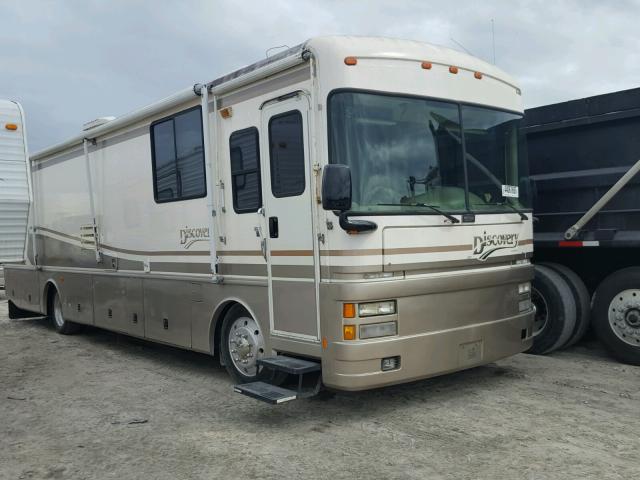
1,292,639,480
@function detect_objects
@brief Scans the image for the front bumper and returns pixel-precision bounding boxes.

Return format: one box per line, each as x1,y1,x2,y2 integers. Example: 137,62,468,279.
322,309,534,391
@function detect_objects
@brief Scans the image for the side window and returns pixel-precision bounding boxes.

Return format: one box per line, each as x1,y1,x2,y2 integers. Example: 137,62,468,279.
229,127,262,213
268,110,305,197
151,107,206,203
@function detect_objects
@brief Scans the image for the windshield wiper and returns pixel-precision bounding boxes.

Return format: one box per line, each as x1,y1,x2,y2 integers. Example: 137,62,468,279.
473,202,528,220
378,203,460,223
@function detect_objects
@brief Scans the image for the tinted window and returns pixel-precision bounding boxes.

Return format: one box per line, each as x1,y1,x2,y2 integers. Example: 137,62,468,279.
151,107,206,203
269,111,305,197
229,127,262,213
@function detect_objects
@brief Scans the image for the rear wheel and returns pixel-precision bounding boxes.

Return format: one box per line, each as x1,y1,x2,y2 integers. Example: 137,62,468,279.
528,264,576,354
49,290,83,335
592,267,640,365
540,262,591,348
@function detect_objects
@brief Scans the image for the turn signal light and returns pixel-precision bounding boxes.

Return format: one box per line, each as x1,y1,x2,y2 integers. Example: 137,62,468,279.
5,123,18,131
344,56,358,66
343,303,356,318
343,325,356,340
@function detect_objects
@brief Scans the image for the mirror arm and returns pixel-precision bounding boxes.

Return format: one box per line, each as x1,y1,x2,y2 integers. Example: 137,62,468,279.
338,212,377,233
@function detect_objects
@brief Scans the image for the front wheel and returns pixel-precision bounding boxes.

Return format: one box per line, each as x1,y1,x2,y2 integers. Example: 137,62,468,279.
220,304,267,383
592,267,640,365
49,290,83,335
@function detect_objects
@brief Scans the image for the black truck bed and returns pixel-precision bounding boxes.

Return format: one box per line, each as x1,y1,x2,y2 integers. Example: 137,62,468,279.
524,87,640,248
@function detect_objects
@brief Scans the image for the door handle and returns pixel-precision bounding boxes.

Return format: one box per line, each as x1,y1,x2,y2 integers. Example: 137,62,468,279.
268,217,279,238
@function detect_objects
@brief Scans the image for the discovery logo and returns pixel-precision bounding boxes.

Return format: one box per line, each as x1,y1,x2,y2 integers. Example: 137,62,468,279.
472,232,519,261
180,226,210,249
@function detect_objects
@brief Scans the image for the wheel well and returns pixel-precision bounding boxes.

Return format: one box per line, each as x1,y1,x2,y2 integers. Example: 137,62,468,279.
43,281,58,316
210,301,238,359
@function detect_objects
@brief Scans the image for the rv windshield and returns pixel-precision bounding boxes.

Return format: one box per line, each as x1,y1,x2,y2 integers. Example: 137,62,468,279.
328,91,530,214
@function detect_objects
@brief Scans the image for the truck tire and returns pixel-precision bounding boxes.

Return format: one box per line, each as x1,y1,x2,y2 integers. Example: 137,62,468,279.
49,289,83,335
540,262,591,348
528,264,577,355
591,267,640,366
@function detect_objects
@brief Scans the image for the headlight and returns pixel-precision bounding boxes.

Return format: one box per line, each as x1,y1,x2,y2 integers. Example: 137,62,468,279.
358,300,396,317
360,321,398,339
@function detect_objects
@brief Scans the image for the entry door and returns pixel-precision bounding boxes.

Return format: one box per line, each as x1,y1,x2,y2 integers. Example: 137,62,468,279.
260,94,319,340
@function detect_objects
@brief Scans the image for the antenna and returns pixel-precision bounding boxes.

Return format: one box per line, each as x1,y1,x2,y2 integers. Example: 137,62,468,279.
449,29,474,56
491,19,496,64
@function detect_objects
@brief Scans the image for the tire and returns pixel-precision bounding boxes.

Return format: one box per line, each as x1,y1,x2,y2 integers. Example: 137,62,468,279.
591,267,640,366
49,289,83,335
540,262,591,348
220,304,268,383
528,264,577,355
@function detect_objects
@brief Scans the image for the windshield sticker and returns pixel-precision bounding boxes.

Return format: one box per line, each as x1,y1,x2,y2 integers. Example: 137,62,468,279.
502,185,519,198
472,232,519,261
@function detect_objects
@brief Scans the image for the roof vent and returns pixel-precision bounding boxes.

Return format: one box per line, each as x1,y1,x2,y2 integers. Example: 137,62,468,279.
83,116,115,131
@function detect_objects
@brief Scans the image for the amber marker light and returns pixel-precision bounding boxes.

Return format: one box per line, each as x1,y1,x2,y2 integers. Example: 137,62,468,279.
449,66,459,74
344,56,358,66
5,123,18,131
322,337,328,349
421,61,432,70
219,107,233,119
343,325,356,340
343,303,356,318
474,71,483,79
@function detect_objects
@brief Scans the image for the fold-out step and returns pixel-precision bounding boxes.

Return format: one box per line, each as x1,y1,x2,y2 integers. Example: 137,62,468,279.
233,381,298,404
257,356,321,374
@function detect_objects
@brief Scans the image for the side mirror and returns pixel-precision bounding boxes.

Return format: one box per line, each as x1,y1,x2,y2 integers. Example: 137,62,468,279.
321,164,377,234
322,164,352,211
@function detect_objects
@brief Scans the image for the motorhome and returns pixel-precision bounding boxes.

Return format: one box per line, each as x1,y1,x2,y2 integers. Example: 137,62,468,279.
5,36,535,403
0,100,30,287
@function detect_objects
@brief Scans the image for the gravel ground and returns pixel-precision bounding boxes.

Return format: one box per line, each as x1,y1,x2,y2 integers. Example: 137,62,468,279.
1,291,639,480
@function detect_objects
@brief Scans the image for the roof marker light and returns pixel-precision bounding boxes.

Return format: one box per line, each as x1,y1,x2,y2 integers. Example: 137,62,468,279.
421,61,432,70
474,71,483,79
449,66,459,74
344,56,358,66
5,123,18,131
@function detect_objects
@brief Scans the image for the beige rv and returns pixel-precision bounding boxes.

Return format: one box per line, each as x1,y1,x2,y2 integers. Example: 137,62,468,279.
5,36,534,403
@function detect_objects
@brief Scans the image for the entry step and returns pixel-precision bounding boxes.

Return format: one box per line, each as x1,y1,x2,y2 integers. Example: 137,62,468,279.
234,381,298,404
257,356,321,375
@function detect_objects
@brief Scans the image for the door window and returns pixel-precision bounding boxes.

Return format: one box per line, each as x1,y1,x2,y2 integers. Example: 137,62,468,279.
229,127,262,213
268,110,305,197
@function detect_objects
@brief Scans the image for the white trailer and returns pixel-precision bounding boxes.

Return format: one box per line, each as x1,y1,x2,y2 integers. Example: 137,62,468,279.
0,100,30,287
5,36,535,403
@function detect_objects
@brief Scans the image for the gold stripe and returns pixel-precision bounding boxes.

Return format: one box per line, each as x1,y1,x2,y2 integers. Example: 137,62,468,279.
320,248,382,257
383,244,471,255
270,249,313,257
217,250,263,256
37,226,209,257
518,239,533,246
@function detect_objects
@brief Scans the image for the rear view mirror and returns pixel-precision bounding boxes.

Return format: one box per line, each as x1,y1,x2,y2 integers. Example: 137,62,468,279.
322,164,352,211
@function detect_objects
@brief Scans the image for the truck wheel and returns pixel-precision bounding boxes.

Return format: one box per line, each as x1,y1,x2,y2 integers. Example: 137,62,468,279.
220,304,267,383
528,264,577,354
592,267,640,366
49,290,83,335
540,262,591,348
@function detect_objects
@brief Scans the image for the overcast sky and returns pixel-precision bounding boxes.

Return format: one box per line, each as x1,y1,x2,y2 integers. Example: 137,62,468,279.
2,0,640,152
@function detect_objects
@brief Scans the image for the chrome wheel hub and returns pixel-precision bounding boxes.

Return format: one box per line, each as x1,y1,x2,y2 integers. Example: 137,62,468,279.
531,287,548,337
228,316,264,376
608,289,640,346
